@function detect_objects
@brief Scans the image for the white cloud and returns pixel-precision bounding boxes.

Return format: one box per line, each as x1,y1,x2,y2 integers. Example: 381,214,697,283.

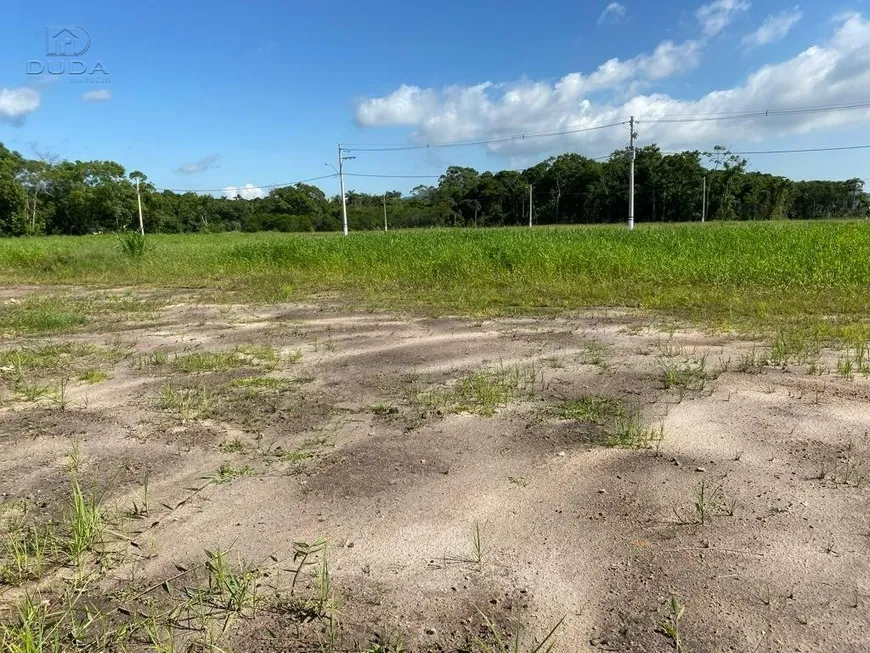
598,2,627,25
82,89,112,102
357,38,702,142
178,154,220,174
696,0,750,37
223,184,264,200
742,6,802,47
353,13,870,157
0,87,40,124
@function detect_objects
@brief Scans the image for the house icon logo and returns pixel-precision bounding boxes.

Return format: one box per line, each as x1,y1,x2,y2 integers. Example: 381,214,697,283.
45,25,90,57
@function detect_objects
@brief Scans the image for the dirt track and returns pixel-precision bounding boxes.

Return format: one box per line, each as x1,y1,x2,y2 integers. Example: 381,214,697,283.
1,291,869,652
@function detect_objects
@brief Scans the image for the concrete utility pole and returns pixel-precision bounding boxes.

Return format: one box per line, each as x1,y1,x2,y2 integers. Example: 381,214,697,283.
338,144,349,236
628,116,637,231
529,184,533,228
135,178,144,236
383,193,388,231
702,176,707,223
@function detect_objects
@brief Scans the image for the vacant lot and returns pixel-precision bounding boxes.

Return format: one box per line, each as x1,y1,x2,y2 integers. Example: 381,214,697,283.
1,281,869,652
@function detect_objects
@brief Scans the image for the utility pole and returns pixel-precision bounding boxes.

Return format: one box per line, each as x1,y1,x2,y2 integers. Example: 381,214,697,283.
529,184,533,228
383,192,388,232
337,144,355,236
701,176,707,223
628,116,637,231
135,178,144,236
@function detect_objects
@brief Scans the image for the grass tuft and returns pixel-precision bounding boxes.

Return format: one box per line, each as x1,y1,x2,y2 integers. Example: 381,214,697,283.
414,363,540,417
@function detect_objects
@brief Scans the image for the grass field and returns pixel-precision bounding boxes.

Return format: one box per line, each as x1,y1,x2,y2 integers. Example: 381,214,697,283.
1,221,869,333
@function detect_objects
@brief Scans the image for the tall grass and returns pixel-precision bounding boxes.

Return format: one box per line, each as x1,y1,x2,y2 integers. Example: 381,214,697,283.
2,222,869,330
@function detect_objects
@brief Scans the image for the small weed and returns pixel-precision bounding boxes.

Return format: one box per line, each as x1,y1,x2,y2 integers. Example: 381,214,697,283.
291,538,328,595
198,548,260,613
14,382,53,402
470,522,486,570
836,341,870,379
674,479,735,525
172,350,245,373
158,383,215,420
169,346,281,374
135,350,169,369
230,376,295,390
368,402,397,416
414,363,540,417
219,438,246,453
0,526,51,585
363,631,408,653
554,395,626,423
604,412,665,450
473,610,564,653
553,395,663,450
545,356,565,369
129,474,150,518
578,343,608,368
285,538,337,628
77,369,108,384
768,328,821,367
64,448,104,566
694,479,712,525
0,593,64,653
838,353,854,379
660,594,685,652
236,344,281,370
204,463,253,485
736,346,764,373
117,230,150,258
658,356,709,392
51,376,72,410
657,339,684,358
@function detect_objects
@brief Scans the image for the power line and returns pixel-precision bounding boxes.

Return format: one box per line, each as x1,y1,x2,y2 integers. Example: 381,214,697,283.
636,101,870,124
154,173,338,194
344,172,441,179
638,100,870,120
345,120,629,152
731,144,870,155
345,100,870,153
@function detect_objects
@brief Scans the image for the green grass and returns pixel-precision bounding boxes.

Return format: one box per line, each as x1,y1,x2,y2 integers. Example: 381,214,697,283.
554,395,627,423
204,463,253,484
171,350,246,373
658,356,711,391
164,346,280,373
414,363,540,416
554,394,664,449
77,369,109,384
2,223,870,337
157,383,216,420
64,448,104,566
0,294,157,335
230,375,296,390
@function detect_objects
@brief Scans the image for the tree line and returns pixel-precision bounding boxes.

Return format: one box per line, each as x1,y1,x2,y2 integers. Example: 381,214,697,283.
0,141,866,236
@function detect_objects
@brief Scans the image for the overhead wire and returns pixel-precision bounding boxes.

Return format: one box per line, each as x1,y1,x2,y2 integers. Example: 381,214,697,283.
150,99,870,192
345,120,629,152
154,173,338,194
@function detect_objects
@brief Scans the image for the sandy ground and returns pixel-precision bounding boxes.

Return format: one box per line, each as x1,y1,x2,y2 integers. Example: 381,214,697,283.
1,290,869,652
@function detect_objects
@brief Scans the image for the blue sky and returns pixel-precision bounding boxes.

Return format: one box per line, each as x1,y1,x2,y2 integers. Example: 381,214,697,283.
1,0,870,198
